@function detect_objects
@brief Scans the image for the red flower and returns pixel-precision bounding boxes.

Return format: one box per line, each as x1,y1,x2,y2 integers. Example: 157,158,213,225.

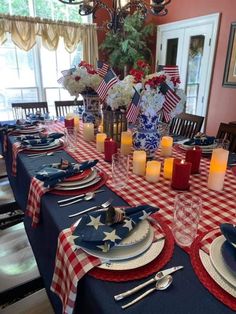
137,59,148,69
75,76,81,81
129,69,145,83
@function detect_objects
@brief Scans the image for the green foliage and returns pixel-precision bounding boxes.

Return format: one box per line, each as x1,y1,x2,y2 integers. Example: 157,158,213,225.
100,12,154,72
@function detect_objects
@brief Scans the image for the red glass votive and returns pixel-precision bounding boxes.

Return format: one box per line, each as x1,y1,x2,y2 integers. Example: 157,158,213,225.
104,138,117,162
185,146,202,174
65,118,74,128
171,159,192,190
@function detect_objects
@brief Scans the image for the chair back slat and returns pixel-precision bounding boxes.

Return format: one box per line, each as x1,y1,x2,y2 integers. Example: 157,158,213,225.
12,102,48,119
54,101,83,117
169,113,204,138
216,122,236,152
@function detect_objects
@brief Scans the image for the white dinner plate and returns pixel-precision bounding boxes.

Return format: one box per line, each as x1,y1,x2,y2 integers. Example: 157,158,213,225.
26,140,62,151
79,227,154,261
54,175,101,190
99,236,165,271
209,235,236,288
17,127,44,134
116,219,150,247
57,168,97,187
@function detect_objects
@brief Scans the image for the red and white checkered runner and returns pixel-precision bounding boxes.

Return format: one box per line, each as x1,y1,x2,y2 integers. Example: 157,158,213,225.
12,142,23,176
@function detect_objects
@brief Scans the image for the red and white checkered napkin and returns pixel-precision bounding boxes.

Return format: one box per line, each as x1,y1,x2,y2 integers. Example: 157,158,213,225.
200,228,222,254
51,226,103,314
12,142,23,175
26,177,50,227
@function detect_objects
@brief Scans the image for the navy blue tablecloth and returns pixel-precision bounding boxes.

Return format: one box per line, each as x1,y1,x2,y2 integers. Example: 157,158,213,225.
5,135,235,314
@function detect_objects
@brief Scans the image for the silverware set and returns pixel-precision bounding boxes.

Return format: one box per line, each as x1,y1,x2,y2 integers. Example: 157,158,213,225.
58,189,105,207
27,151,61,158
114,266,183,309
68,198,113,218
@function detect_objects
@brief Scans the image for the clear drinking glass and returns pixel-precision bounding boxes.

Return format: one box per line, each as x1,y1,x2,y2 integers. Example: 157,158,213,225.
172,193,202,247
64,127,78,152
112,153,129,189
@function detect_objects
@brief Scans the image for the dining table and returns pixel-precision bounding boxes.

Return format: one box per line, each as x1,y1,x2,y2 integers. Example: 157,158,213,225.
3,120,236,314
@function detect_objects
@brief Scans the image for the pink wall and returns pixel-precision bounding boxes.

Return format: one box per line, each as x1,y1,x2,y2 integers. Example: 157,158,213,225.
96,1,236,135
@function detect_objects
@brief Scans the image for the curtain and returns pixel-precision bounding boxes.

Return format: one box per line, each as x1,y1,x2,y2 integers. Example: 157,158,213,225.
0,14,98,63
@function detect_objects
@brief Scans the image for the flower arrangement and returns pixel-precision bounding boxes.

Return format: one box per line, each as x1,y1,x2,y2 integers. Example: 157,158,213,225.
105,60,186,122
60,61,102,97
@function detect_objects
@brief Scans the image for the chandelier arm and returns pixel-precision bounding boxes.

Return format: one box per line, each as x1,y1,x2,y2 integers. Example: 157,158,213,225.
58,0,84,4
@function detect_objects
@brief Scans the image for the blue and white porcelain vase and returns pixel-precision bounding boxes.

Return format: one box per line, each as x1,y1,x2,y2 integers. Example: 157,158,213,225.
82,92,102,133
132,111,161,159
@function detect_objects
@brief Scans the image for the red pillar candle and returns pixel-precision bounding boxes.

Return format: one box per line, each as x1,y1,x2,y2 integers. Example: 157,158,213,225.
171,159,192,190
185,146,202,174
104,138,117,162
65,118,74,128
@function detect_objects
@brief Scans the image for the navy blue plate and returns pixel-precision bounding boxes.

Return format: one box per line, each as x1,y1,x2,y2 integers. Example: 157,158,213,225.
221,240,236,274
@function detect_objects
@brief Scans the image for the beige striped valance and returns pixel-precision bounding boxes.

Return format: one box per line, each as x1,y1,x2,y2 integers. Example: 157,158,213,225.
0,14,98,65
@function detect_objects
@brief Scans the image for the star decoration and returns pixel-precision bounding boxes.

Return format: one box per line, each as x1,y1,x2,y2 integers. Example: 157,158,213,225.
139,210,151,221
103,230,121,243
87,215,104,230
123,219,133,231
97,242,110,252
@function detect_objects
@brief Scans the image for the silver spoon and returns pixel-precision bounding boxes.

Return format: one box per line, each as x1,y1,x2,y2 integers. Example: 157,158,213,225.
121,275,173,310
59,191,96,207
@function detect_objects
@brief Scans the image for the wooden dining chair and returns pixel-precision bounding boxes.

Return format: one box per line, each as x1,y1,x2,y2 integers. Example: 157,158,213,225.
169,113,204,138
11,102,49,119
216,122,236,152
54,100,83,117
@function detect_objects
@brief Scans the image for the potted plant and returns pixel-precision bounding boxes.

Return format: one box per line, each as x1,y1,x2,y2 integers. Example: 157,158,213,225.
100,12,154,78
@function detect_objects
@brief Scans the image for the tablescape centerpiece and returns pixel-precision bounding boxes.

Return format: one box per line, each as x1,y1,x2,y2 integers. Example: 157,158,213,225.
58,61,102,132
102,60,186,158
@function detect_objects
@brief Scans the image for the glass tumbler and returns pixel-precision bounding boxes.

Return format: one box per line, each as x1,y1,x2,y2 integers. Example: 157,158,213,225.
64,127,78,152
112,153,129,189
172,193,202,247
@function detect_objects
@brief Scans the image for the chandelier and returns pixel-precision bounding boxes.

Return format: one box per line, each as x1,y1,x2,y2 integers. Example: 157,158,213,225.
58,0,171,32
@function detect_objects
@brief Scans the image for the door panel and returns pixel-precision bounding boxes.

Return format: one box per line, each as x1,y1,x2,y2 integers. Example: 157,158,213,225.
156,14,220,121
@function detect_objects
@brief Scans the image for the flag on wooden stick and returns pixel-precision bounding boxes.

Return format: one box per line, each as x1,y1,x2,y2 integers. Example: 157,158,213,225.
97,61,109,78
96,69,118,101
126,89,141,124
160,82,181,123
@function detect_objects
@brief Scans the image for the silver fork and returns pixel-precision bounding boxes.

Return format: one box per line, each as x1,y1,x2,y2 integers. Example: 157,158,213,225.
68,198,113,218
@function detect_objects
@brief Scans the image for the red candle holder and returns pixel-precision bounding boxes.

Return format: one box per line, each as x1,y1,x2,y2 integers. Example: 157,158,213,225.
185,146,202,174
171,158,192,190
104,138,117,162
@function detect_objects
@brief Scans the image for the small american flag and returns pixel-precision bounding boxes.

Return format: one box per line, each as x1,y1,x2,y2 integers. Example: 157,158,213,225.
96,69,118,101
126,89,141,124
97,60,109,78
160,82,181,123
157,65,180,81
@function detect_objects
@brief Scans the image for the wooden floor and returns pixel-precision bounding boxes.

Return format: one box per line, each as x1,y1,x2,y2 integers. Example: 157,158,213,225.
0,289,54,314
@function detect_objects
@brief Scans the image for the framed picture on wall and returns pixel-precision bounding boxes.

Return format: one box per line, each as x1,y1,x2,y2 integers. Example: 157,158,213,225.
223,22,236,88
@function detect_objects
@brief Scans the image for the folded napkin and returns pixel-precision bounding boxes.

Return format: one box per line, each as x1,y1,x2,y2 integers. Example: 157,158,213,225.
220,223,236,248
184,134,215,146
73,205,159,252
20,132,64,147
36,159,98,187
26,112,45,121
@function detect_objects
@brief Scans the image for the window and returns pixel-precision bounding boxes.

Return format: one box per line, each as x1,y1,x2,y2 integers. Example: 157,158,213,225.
0,0,90,121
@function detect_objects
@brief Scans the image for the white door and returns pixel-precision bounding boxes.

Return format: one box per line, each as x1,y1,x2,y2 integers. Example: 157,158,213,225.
156,13,220,118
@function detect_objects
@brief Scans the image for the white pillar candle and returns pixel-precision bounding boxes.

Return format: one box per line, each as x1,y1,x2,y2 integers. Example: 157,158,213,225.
120,131,132,155
83,123,94,142
96,133,107,152
133,151,146,176
163,157,174,179
145,160,161,183
160,136,173,157
207,148,229,191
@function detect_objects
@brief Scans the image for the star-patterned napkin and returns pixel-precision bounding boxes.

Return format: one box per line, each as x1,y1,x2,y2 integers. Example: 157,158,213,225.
183,135,215,147
20,132,64,147
220,223,236,248
72,205,159,252
36,159,98,187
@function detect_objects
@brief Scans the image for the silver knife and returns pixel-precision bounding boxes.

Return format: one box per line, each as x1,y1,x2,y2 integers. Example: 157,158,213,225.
114,266,183,301
58,189,104,204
